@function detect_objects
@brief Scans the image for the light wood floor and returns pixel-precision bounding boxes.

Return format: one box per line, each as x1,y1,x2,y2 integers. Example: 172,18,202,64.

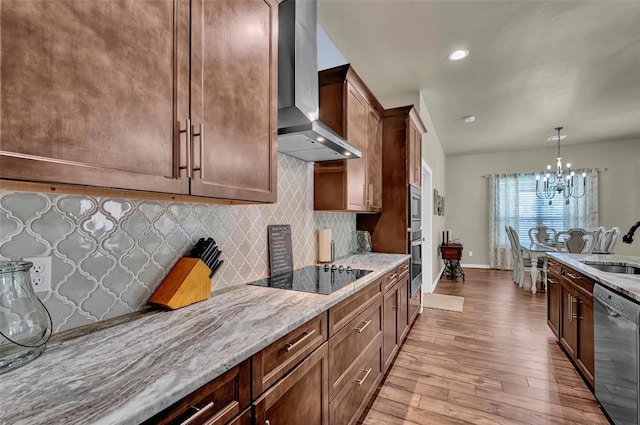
360,268,610,425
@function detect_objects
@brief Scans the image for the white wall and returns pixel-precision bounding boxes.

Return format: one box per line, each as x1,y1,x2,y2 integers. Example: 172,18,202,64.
446,139,640,265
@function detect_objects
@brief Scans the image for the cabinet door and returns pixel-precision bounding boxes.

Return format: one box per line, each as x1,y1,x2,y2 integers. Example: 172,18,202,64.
254,343,329,425
0,0,189,194
397,275,410,343
382,287,398,371
415,127,422,187
576,295,595,387
367,106,382,211
345,84,368,211
560,283,578,359
190,0,277,202
547,274,561,339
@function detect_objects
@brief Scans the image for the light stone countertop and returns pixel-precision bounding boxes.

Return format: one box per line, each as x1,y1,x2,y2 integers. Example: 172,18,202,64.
546,253,640,301
0,253,409,425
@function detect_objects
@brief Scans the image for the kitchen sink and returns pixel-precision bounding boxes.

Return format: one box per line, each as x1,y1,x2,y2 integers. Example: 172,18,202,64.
582,262,640,275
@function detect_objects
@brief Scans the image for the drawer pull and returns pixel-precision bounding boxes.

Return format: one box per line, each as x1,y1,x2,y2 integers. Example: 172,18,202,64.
567,272,581,280
547,278,557,284
354,320,372,333
181,401,214,425
265,421,271,425
355,367,373,386
284,329,316,352
389,273,397,281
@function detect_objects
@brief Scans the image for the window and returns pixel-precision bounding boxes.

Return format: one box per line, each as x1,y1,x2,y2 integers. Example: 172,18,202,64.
488,171,599,269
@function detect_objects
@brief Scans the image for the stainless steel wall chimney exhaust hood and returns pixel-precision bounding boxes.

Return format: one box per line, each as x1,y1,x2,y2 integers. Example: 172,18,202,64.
277,0,361,162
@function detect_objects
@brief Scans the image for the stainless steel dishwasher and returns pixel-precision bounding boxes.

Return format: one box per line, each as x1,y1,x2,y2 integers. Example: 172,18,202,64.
594,284,640,425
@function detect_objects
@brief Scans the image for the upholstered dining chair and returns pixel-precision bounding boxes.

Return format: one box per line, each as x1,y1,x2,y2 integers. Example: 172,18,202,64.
505,226,520,283
554,228,597,254
528,226,557,247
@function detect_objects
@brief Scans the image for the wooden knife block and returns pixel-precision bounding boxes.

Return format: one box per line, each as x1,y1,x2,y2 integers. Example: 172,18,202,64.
149,257,212,310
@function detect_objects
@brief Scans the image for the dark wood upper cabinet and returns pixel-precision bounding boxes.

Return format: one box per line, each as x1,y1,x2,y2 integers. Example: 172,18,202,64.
357,105,426,254
0,0,189,194
0,0,277,203
190,0,277,202
314,64,383,212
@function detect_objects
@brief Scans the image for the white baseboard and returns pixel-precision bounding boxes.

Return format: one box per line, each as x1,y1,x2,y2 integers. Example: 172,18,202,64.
428,266,445,293
461,263,491,269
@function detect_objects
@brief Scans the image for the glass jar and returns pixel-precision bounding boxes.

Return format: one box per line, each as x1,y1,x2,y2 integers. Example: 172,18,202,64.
0,261,52,374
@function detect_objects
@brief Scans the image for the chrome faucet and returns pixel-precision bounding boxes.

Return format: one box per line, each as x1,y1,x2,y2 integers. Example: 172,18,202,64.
622,221,640,244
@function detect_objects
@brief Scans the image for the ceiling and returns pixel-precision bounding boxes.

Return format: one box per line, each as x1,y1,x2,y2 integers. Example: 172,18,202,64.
318,0,640,156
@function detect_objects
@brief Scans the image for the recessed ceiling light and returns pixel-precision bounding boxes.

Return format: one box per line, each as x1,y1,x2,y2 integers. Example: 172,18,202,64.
547,134,568,142
344,152,352,156
316,137,325,142
463,115,476,123
448,49,469,61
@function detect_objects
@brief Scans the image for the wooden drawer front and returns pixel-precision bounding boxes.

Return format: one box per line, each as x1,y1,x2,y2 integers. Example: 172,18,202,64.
252,312,327,399
561,267,594,298
219,408,251,425
329,336,383,425
397,261,409,279
143,360,250,425
254,342,329,425
329,279,382,336
329,298,382,399
382,269,399,293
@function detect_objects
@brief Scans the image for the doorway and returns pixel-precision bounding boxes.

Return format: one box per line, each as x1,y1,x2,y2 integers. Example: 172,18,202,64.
421,160,433,296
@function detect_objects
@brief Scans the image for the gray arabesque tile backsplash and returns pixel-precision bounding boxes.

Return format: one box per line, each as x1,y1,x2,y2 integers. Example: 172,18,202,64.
0,154,355,333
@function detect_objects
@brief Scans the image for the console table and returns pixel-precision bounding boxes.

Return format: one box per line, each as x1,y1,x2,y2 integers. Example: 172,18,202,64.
440,243,465,281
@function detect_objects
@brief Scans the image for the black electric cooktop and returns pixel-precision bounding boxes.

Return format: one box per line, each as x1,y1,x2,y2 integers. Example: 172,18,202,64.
248,265,373,295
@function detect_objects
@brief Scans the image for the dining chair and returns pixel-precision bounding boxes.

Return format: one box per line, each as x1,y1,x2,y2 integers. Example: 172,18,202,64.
595,226,620,253
528,225,557,247
554,228,597,254
507,226,545,288
505,226,520,283
591,226,606,250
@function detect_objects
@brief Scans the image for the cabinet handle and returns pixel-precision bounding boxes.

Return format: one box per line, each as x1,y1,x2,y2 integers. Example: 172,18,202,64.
568,294,572,322
265,421,270,425
284,329,315,352
389,273,398,281
180,401,214,425
192,123,204,178
547,278,557,284
567,272,581,280
178,119,192,178
572,297,579,320
355,368,373,386
354,320,372,333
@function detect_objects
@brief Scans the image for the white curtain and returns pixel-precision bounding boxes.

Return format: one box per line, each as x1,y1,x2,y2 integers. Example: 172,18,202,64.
489,174,519,270
564,169,599,230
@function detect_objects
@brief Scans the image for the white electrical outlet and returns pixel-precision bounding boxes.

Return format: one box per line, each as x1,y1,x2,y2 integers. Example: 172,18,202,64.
469,251,473,257
23,256,52,293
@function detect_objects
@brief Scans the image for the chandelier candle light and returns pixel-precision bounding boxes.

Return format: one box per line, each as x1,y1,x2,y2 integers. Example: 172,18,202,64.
535,126,586,205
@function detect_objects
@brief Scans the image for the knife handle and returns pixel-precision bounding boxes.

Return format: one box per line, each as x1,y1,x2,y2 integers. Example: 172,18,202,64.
210,260,224,278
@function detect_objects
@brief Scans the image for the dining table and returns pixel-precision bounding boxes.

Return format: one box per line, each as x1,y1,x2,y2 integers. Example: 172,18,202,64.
520,242,555,294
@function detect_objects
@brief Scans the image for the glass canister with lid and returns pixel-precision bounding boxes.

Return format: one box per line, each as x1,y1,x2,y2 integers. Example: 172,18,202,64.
0,261,52,374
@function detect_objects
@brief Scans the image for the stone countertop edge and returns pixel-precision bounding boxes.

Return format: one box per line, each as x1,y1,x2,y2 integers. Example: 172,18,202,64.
0,252,409,425
546,253,640,301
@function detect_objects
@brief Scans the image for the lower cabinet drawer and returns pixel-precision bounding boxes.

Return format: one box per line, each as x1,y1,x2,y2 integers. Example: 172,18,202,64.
254,342,329,425
221,408,251,425
397,261,409,279
252,312,327,399
142,360,250,425
329,337,383,425
329,279,382,336
329,297,382,399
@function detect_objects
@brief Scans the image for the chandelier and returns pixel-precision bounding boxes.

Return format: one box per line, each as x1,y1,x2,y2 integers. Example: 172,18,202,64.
535,126,586,205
